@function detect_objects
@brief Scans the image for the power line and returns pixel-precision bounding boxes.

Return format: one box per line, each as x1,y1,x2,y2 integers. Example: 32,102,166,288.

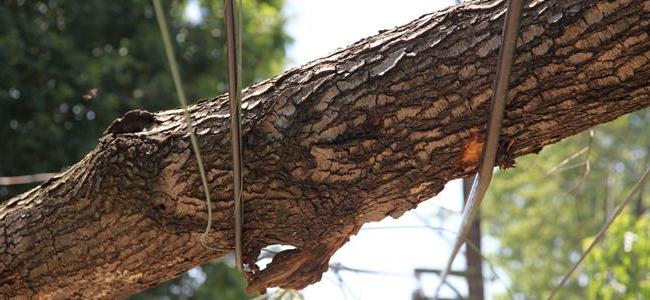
546,166,650,300
433,0,524,298
462,176,484,300
415,211,513,299
360,225,456,233
0,173,57,186
545,146,589,175
224,0,245,273
152,0,229,252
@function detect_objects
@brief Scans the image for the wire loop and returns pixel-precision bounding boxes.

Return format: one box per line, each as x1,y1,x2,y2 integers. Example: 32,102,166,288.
152,0,239,254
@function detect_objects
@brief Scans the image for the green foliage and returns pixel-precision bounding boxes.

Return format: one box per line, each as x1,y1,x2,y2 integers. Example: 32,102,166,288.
0,0,290,199
1,0,290,298
583,214,649,299
130,261,250,300
484,110,649,299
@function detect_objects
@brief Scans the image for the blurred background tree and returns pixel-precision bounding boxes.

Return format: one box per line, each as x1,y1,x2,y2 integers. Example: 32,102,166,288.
583,212,649,300
0,0,289,198
0,0,290,298
484,110,649,299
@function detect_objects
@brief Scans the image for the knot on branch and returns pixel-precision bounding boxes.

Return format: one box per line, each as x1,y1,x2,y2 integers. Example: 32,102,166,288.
245,234,354,293
245,245,329,293
104,109,160,135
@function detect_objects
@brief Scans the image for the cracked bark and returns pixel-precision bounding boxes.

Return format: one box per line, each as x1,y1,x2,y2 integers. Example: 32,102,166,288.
2,0,650,298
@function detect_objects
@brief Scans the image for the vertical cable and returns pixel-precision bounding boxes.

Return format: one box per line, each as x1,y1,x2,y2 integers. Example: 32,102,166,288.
224,0,245,272
152,0,229,252
547,166,650,300
433,0,524,298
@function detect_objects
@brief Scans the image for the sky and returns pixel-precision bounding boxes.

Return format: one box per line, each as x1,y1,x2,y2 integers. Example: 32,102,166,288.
284,0,452,69
281,1,508,299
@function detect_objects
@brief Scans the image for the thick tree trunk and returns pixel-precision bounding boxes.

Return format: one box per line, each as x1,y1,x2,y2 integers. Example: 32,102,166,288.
2,0,650,298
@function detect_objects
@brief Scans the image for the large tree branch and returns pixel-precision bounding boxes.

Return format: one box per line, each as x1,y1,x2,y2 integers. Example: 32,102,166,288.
2,0,650,298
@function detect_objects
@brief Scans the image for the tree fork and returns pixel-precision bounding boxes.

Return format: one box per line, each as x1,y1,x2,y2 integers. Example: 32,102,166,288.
2,0,650,298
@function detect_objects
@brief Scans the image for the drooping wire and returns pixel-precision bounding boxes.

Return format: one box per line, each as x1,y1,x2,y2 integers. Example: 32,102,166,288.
433,0,524,298
224,0,245,272
152,0,229,252
0,173,57,185
546,166,650,300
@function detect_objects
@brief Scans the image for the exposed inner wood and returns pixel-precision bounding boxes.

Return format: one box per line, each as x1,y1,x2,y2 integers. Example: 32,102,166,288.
2,0,650,298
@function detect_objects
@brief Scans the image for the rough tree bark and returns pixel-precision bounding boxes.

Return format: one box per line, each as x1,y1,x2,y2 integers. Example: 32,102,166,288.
2,0,650,298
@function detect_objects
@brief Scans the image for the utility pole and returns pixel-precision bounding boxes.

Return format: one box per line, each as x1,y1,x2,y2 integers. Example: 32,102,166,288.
463,176,485,300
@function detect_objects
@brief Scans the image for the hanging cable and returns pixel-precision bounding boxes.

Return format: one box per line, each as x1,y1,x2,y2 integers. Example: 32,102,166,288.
0,173,56,186
546,166,650,300
224,0,245,272
152,0,229,252
433,0,524,298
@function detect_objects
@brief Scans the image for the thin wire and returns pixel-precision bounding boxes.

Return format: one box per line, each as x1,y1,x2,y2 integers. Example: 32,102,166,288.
416,206,514,298
152,0,229,252
569,129,594,196
433,0,524,298
422,221,514,298
360,225,456,233
329,263,411,277
546,166,650,300
465,238,515,299
0,173,56,185
544,146,589,175
224,0,245,272
331,261,467,298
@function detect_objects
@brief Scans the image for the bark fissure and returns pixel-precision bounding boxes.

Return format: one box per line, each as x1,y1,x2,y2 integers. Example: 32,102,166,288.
2,0,650,298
